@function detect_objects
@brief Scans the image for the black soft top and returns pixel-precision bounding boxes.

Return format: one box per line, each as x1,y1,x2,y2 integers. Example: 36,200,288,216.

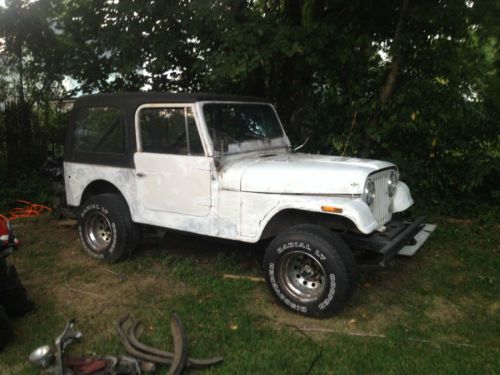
74,92,265,108
65,92,267,168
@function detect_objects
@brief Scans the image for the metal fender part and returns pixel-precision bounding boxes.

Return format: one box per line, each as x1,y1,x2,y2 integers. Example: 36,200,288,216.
117,315,224,370
167,314,188,375
116,316,173,365
54,319,82,375
131,319,223,369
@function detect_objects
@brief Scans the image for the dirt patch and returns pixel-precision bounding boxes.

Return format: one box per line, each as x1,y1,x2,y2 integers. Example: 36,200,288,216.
424,296,463,323
487,301,500,315
11,216,197,343
446,218,473,226
43,270,195,343
249,287,404,340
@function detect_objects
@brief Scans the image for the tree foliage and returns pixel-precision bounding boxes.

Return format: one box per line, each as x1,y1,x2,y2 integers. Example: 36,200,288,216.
0,0,66,173
0,0,498,213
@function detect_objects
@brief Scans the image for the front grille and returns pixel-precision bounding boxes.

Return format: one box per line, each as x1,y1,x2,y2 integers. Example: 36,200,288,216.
370,169,394,225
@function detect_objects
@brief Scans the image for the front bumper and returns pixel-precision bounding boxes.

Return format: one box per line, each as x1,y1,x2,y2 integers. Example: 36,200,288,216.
340,217,436,266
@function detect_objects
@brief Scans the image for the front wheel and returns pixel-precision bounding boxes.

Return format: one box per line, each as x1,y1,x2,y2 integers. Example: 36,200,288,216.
78,194,139,263
263,224,357,318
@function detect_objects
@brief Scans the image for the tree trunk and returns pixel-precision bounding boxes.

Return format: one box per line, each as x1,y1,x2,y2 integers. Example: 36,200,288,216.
360,0,410,157
5,103,21,176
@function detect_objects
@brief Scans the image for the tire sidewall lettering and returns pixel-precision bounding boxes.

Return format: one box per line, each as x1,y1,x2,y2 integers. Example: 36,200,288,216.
108,222,118,254
268,262,307,314
79,203,115,258
318,273,336,310
80,203,109,218
270,241,337,313
276,241,311,254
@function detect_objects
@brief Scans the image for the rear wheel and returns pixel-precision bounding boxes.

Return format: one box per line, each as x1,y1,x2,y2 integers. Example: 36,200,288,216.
78,194,139,263
263,224,357,318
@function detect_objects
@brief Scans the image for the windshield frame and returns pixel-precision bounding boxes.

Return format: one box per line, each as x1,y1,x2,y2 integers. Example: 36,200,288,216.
196,101,290,157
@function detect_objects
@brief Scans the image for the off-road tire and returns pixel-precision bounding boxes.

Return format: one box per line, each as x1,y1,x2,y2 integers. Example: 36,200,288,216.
0,305,12,352
78,193,139,263
299,224,358,298
263,224,357,318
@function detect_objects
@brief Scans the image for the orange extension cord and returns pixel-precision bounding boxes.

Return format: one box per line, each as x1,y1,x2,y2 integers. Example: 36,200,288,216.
0,200,52,223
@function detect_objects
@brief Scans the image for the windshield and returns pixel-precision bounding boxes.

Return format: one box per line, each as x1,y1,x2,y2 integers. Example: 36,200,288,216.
202,103,285,154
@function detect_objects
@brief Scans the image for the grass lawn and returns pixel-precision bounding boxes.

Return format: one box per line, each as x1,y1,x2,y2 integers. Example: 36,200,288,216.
0,214,499,374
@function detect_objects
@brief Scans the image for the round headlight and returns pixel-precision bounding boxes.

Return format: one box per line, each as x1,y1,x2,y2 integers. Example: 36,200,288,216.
388,170,398,197
364,179,376,206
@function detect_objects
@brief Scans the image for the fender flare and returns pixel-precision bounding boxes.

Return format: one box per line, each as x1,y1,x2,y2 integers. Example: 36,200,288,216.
251,195,380,242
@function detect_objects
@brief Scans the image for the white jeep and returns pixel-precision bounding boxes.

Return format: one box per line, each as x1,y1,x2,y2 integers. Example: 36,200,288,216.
64,92,435,317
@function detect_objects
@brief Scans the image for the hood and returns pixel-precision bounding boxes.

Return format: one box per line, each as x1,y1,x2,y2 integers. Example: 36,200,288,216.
218,152,395,195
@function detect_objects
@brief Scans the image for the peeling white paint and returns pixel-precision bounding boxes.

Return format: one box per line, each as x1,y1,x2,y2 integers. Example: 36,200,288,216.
392,181,414,213
134,153,211,216
64,100,415,244
218,151,394,195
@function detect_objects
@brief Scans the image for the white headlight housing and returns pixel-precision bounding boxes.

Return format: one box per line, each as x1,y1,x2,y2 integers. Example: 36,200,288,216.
364,179,376,206
388,170,398,197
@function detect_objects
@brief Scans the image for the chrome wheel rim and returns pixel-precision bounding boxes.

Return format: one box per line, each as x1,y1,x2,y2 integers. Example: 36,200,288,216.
84,211,112,252
278,251,326,303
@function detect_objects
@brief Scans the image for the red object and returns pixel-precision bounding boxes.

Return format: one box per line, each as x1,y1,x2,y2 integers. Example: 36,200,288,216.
0,215,9,247
66,357,107,374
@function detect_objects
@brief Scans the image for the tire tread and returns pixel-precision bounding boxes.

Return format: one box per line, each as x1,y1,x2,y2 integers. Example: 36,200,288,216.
78,193,138,263
264,224,357,318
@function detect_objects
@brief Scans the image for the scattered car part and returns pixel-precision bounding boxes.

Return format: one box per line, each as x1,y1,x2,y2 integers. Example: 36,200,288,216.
28,320,149,375
117,318,173,365
104,355,118,371
28,344,55,368
119,356,142,375
65,357,107,374
118,314,224,372
131,319,223,369
167,314,188,375
54,319,83,375
129,318,223,369
140,361,156,373
65,355,141,375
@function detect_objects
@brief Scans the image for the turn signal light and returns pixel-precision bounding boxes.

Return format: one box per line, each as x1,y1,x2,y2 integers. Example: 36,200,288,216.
321,205,343,213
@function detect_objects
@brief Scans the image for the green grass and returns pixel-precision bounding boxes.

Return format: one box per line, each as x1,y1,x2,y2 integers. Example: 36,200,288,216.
0,215,499,374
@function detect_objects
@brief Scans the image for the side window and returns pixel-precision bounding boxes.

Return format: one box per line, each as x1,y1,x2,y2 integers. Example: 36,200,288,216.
74,107,125,153
139,107,204,155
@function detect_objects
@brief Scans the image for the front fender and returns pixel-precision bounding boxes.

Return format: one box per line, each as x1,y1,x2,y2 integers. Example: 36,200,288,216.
392,181,413,213
240,194,381,242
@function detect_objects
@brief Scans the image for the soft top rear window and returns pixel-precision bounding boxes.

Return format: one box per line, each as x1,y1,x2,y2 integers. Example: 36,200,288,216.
74,107,125,154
